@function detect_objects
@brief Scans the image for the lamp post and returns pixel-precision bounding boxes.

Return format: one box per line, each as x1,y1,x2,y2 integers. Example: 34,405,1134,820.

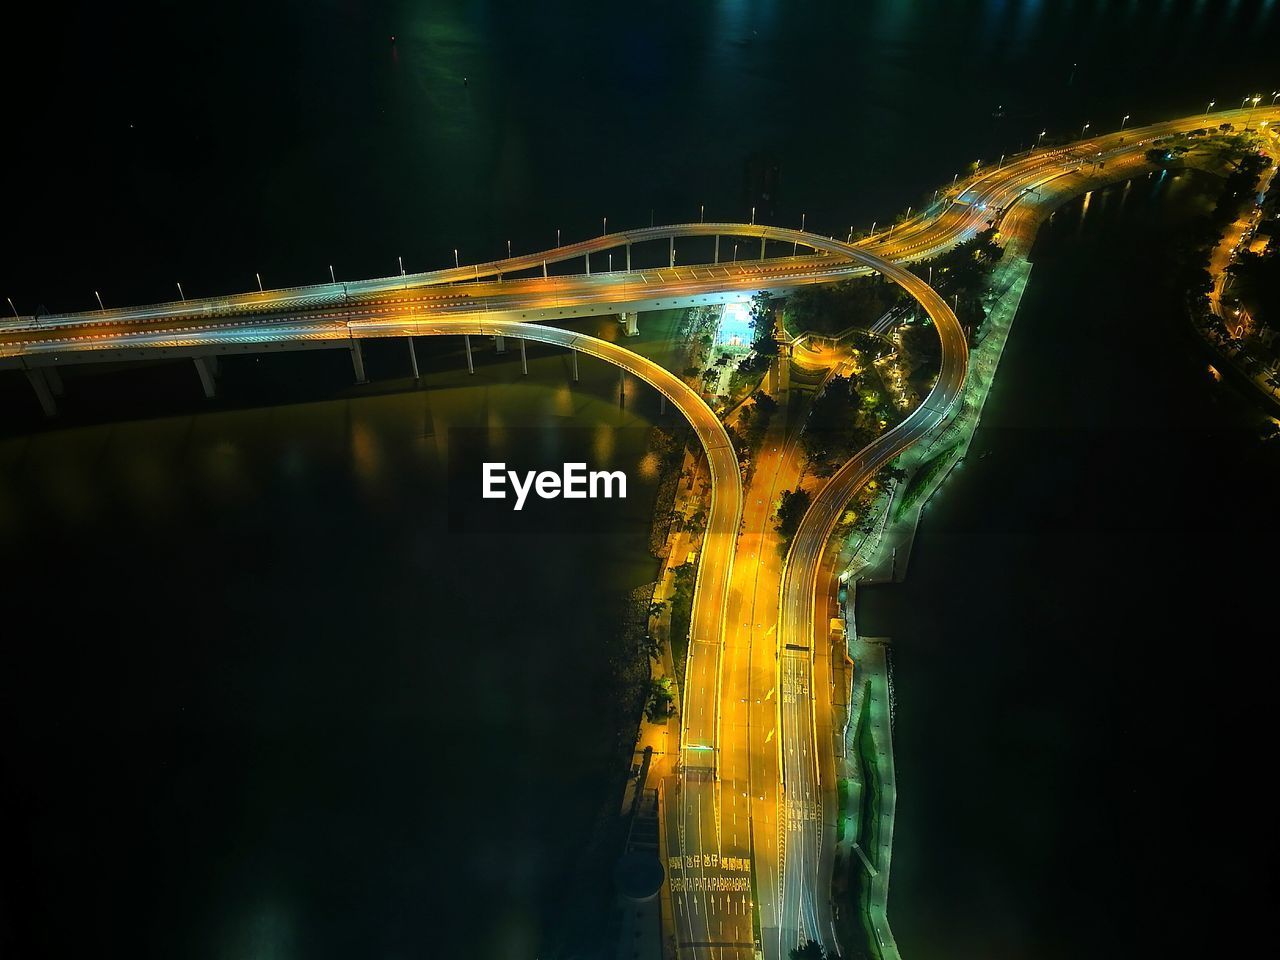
453,249,459,269
699,204,705,223
399,255,405,276
1206,100,1215,115
7,296,19,318
95,290,105,310
750,206,755,225
602,216,607,236
1037,129,1047,147
177,282,186,302
1121,114,1130,130
507,240,512,258
255,273,263,293
329,264,336,283
1080,121,1090,138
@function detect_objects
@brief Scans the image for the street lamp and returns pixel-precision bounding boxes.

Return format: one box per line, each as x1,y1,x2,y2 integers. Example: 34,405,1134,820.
329,264,336,283
507,240,512,258
700,204,705,223
1121,114,1130,130
750,206,755,225
1037,129,1047,147
399,255,405,276
1271,91,1280,105
602,216,607,236
556,228,561,247
7,296,18,318
94,290,105,310
255,273,263,293
1241,95,1250,110
453,249,460,269
176,282,186,302
1246,94,1262,129
1080,122,1090,138
1206,100,1215,115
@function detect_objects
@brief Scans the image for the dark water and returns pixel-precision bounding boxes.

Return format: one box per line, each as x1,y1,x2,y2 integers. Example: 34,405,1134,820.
8,0,1280,313
0,328,669,958
859,171,1280,958
5,2,1280,958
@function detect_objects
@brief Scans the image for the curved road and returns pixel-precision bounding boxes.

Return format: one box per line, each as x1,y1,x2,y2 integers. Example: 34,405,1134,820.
4,105,1275,960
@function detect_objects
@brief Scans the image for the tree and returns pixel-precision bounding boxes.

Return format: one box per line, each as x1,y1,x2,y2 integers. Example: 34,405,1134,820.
751,291,780,356
790,942,826,960
776,488,811,546
644,676,676,723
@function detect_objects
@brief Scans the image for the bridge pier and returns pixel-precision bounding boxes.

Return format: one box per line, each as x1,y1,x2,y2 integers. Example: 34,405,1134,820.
585,251,591,276
660,393,666,415
193,357,217,398
626,243,631,271
669,236,675,268
621,310,640,337
714,235,720,263
520,337,528,375
407,336,420,380
350,339,368,383
464,334,475,374
760,236,766,260
44,366,64,397
24,369,56,417
571,348,579,382
494,334,506,354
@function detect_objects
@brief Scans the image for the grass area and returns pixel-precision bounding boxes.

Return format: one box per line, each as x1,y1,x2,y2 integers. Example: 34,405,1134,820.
668,561,696,678
892,441,960,523
830,690,885,960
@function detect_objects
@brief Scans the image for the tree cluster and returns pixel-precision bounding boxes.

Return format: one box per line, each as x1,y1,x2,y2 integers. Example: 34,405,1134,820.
782,276,904,337
800,375,882,476
776,488,811,547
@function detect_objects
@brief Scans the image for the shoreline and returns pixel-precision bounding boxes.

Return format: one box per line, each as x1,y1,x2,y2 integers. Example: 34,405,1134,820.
822,151,1171,959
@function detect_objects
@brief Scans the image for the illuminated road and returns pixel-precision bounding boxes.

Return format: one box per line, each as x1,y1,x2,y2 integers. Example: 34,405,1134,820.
773,264,967,956
5,105,1276,960
766,105,1280,960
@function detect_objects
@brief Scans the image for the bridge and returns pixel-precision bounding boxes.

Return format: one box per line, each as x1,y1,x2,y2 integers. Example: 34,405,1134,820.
5,105,1274,960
